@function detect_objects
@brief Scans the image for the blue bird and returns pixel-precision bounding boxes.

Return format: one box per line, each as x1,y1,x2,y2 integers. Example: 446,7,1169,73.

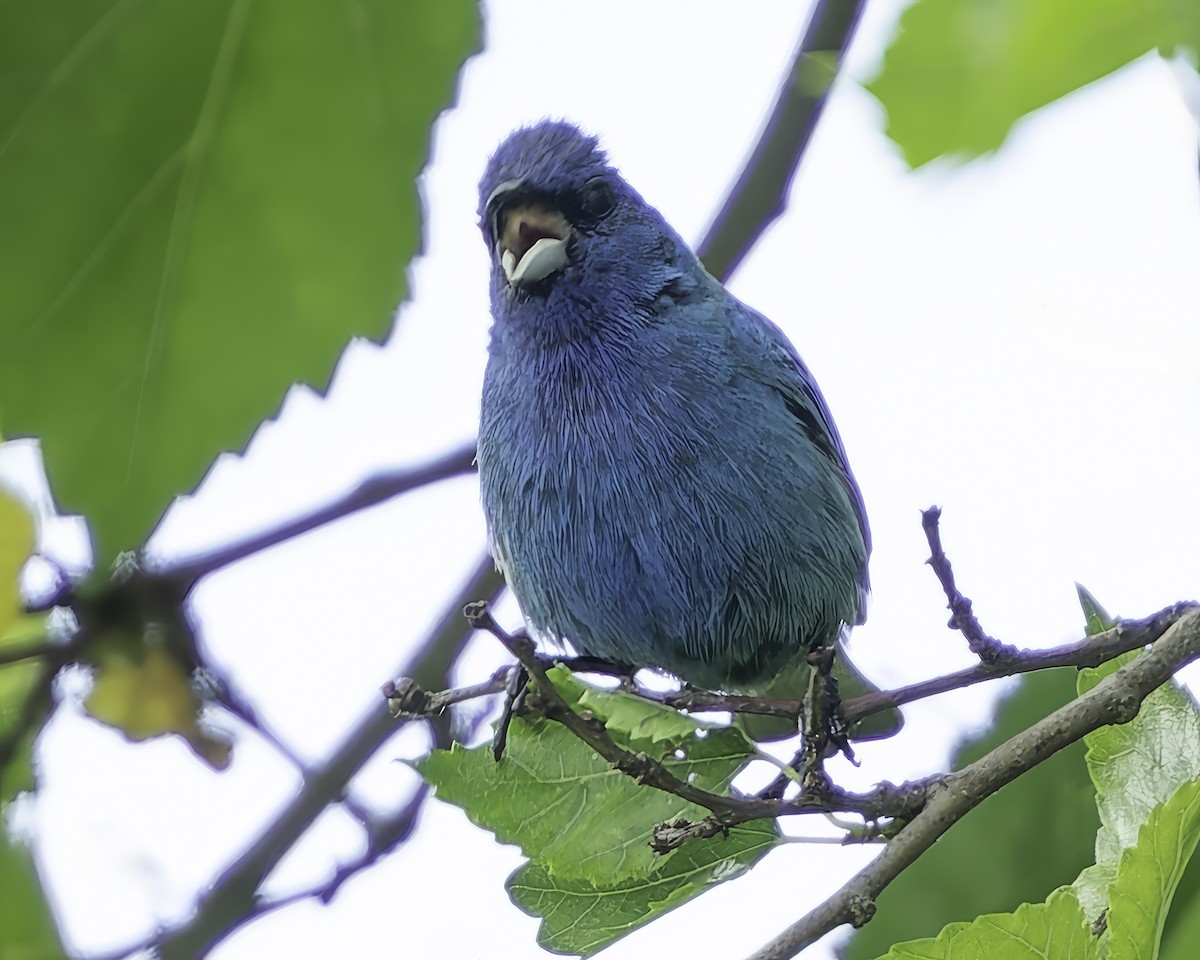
476,121,898,739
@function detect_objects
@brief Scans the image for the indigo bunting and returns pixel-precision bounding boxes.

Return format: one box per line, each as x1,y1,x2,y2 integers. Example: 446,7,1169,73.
477,121,897,738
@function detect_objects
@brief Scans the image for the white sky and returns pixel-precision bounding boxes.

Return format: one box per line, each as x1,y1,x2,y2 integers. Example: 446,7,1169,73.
5,0,1200,958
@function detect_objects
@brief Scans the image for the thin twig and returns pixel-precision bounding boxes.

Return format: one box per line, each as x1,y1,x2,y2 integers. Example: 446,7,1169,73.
381,604,1190,729
206,677,306,773
150,555,504,960
261,785,430,912
922,506,1014,662
464,603,758,818
385,665,514,718
462,602,929,843
370,601,1199,855
841,602,1195,725
382,601,1196,751
155,782,430,947
696,0,869,280
160,443,477,587
745,607,1200,960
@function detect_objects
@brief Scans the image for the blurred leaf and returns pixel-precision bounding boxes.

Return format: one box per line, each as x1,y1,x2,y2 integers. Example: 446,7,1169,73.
0,613,48,649
868,0,1200,167
1073,649,1200,921
1105,777,1200,960
0,0,480,562
0,657,44,802
419,668,779,955
0,485,44,802
0,485,34,637
843,670,1099,958
1076,583,1118,635
0,830,63,959
1160,849,1200,960
870,887,1095,959
85,640,230,769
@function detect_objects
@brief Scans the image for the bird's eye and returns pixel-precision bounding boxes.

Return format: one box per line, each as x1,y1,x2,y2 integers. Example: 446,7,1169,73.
569,177,616,226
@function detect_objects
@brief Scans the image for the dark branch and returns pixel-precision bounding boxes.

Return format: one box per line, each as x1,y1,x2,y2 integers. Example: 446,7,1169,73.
252,785,430,916
160,443,477,587
151,554,504,960
841,602,1195,725
399,601,1199,853
464,603,758,819
746,607,1200,960
461,603,926,839
386,601,1199,732
385,665,514,718
204,669,306,772
921,506,1014,662
697,0,869,280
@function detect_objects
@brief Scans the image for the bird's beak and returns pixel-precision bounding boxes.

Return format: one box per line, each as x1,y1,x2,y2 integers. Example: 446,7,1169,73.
496,203,572,286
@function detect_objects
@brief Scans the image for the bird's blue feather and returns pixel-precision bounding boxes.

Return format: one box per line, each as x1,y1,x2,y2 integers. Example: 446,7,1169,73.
477,120,871,695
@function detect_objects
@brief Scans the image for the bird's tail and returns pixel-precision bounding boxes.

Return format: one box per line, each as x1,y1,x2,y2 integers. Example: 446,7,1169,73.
831,639,904,741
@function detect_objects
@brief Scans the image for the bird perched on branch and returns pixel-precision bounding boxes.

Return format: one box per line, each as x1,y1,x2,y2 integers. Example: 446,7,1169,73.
476,120,898,740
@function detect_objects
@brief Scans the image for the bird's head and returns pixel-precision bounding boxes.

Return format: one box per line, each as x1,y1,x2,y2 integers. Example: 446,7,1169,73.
477,121,670,296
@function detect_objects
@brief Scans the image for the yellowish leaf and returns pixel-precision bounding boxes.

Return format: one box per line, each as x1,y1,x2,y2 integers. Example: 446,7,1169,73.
0,486,35,639
86,644,230,769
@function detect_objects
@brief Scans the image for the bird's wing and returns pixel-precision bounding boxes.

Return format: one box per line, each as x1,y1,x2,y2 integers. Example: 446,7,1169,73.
732,299,872,582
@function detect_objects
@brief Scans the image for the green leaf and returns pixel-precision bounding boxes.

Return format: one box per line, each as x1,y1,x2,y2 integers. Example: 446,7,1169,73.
575,681,724,754
1106,778,1200,960
1074,652,1200,921
1159,852,1200,960
0,829,64,959
844,670,1099,958
1077,583,1118,636
418,668,779,955
0,657,44,803
868,777,1200,960
0,0,479,562
85,639,231,770
510,833,775,958
0,484,44,802
867,0,1200,167
871,887,1096,960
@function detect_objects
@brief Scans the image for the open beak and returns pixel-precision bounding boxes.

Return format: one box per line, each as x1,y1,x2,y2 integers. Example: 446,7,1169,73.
496,202,571,286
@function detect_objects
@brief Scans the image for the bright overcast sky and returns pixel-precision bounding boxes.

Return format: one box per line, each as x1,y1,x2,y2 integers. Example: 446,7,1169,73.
7,0,1200,958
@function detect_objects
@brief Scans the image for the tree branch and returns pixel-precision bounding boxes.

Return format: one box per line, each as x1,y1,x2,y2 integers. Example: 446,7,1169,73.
160,442,477,587
840,602,1194,725
462,603,928,836
447,601,1197,850
697,0,869,281
464,604,760,818
745,607,1200,960
390,600,1190,734
23,444,478,618
921,506,1014,661
150,554,503,960
249,785,430,917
